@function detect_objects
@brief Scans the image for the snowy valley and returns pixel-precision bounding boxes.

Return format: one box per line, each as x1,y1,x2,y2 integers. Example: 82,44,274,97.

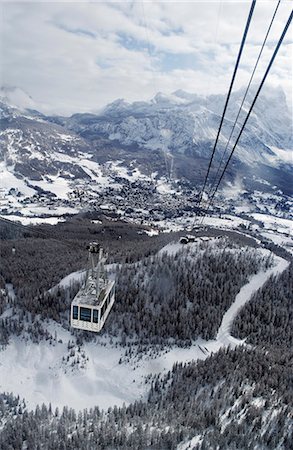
1,86,292,225
0,87,292,450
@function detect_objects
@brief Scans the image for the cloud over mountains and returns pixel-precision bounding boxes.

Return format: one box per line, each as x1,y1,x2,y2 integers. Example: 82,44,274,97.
1,0,292,114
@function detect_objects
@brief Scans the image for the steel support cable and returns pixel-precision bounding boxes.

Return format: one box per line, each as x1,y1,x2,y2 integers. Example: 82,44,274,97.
197,0,256,210
207,0,281,201
202,9,293,222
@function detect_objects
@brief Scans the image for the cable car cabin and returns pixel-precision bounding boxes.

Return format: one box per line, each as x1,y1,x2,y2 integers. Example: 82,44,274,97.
71,279,115,333
71,242,115,333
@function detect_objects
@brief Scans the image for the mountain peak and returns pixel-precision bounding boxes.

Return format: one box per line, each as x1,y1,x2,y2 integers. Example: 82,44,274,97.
0,86,37,111
102,98,130,114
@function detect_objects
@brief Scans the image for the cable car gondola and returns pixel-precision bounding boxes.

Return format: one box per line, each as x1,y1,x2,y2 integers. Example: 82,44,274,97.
71,242,115,333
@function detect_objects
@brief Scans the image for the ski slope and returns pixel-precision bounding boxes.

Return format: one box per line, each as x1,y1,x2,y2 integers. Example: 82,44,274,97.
134,249,289,365
216,251,289,347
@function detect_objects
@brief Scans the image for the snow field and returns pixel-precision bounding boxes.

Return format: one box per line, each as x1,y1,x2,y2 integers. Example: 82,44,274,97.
0,212,77,225
0,161,35,197
0,332,145,411
154,213,251,234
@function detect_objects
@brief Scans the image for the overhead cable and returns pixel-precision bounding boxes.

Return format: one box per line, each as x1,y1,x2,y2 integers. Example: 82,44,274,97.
197,0,256,208
207,0,281,199
204,9,293,217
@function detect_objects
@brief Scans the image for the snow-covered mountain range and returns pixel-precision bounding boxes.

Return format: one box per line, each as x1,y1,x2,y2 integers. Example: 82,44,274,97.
0,85,292,214
69,86,291,162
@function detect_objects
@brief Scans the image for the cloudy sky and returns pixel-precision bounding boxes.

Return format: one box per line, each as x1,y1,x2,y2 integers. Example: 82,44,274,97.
1,0,292,115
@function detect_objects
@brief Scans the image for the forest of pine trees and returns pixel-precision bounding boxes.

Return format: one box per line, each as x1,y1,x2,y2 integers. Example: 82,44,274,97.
232,262,293,349
0,235,273,346
1,218,292,448
0,218,180,345
107,242,273,344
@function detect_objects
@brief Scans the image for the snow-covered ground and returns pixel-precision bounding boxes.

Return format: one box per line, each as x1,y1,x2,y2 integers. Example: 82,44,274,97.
0,161,35,197
143,228,159,237
0,330,146,411
153,214,250,233
252,213,292,235
0,214,67,225
156,180,177,195
0,244,288,412
261,231,293,255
